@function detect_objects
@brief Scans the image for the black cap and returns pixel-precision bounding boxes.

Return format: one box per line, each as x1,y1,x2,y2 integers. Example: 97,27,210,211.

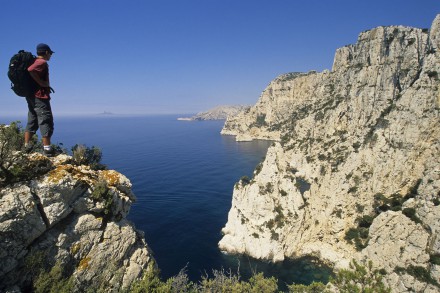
36,43,55,54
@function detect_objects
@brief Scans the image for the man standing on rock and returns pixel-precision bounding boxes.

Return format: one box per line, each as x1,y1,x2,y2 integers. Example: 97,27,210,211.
24,43,56,156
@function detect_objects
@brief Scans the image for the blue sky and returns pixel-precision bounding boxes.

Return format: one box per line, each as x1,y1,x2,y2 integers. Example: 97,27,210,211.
1,0,438,115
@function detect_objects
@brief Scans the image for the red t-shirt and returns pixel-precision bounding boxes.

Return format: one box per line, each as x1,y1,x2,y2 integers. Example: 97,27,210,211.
28,58,50,99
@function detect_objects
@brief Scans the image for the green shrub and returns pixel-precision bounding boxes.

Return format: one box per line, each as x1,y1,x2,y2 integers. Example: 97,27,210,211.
333,208,343,218
247,273,278,292
261,182,275,194
330,260,391,293
254,162,264,176
402,208,422,224
352,142,361,152
373,193,405,212
252,114,267,127
0,122,25,185
26,258,391,293
71,144,106,170
427,70,438,78
120,259,388,293
199,268,243,292
24,250,48,280
200,270,278,293
358,227,369,239
288,281,327,292
0,122,51,186
130,265,278,293
274,205,286,228
345,228,359,241
345,225,369,251
33,262,74,293
271,231,279,241
357,215,375,228
90,180,114,218
430,254,440,265
317,154,327,161
240,176,251,186
348,186,358,194
355,203,365,213
266,219,275,230
395,265,440,287
130,263,173,293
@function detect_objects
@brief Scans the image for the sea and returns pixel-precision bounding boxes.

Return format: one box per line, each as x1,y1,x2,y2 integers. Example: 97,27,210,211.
1,114,332,289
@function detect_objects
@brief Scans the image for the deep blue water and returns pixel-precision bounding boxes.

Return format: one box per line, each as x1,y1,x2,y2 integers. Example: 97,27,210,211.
1,114,331,288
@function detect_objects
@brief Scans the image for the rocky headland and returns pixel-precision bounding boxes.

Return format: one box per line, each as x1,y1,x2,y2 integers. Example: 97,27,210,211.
219,15,440,292
0,151,155,292
2,14,439,293
178,105,250,121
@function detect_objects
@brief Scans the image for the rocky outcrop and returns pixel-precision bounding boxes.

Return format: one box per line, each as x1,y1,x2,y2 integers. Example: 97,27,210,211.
220,15,440,292
0,153,154,292
178,105,250,121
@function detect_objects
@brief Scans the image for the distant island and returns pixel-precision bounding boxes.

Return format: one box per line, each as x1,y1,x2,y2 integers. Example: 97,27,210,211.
178,105,250,121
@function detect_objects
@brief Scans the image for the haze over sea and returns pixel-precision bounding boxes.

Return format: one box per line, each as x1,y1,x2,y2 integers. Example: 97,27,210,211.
1,114,331,287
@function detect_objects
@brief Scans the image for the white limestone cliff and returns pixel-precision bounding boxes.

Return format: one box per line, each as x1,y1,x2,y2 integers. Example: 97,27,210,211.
178,105,251,121
0,153,155,292
219,15,440,292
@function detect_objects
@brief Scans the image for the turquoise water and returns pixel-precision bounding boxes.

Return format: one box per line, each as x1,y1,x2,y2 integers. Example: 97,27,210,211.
1,114,332,288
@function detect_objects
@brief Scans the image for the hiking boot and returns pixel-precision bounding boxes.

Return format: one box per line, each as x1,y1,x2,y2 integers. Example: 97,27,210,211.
43,148,56,157
24,144,33,154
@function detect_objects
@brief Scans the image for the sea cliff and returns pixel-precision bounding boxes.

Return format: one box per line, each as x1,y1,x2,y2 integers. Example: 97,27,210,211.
0,151,155,292
178,105,250,121
219,15,440,292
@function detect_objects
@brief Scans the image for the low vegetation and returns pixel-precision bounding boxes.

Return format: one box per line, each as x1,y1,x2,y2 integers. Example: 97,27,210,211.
344,214,374,251
345,179,424,250
0,122,107,188
33,263,74,293
24,256,391,293
250,114,268,128
71,144,106,170
128,259,391,293
395,265,440,288
0,122,48,187
90,180,114,218
0,122,27,185
329,260,391,293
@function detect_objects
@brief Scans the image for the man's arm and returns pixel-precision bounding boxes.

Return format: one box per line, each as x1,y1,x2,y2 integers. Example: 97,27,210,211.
29,71,50,88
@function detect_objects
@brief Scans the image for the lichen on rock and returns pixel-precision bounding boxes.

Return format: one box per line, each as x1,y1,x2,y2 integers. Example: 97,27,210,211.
0,153,155,292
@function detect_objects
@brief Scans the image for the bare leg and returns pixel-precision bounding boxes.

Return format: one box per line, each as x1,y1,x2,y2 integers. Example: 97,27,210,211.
25,131,33,145
42,136,51,146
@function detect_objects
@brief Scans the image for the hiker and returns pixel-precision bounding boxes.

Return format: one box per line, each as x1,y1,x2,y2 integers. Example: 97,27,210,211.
24,43,56,156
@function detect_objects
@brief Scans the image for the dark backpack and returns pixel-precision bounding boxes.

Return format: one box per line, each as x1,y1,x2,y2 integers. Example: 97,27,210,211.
7,50,38,97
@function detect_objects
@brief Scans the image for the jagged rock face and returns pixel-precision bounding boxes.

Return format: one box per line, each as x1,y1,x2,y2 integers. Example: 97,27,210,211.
0,154,154,292
220,15,440,292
